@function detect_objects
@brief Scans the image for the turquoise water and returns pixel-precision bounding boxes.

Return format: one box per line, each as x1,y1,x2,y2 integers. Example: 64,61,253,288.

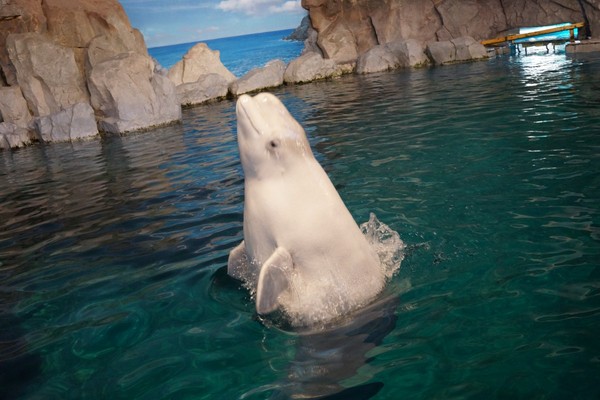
148,29,303,76
1,51,600,399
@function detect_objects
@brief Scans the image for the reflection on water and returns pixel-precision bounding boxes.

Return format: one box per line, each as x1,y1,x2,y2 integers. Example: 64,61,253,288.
1,52,600,399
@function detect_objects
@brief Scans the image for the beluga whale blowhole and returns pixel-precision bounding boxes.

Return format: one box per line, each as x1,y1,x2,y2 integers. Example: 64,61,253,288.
228,92,405,328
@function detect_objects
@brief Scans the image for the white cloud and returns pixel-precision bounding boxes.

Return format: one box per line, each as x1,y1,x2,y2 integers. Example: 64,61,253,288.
269,1,302,13
217,0,303,15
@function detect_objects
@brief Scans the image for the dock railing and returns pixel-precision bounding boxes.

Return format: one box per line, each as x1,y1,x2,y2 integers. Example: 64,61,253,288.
481,22,585,46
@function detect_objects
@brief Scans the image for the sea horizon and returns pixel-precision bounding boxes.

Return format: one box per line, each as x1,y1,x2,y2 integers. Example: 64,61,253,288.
148,28,303,77
148,28,298,51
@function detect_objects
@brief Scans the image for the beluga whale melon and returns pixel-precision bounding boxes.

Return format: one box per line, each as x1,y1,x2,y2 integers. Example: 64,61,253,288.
228,92,402,327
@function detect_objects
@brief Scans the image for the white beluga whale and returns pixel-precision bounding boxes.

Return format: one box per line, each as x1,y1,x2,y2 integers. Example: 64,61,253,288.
228,92,403,327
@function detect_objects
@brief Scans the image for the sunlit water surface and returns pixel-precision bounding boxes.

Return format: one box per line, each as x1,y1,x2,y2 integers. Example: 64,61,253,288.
1,52,599,399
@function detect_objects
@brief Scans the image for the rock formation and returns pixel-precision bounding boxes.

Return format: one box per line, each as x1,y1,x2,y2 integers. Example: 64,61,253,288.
285,15,311,41
230,60,286,96
284,52,352,84
34,102,98,142
356,39,430,73
6,32,89,117
427,36,489,65
167,43,236,106
88,52,181,133
177,74,229,106
302,0,600,64
0,0,181,149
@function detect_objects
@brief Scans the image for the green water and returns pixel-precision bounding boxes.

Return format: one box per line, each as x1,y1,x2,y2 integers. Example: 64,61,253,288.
1,51,599,399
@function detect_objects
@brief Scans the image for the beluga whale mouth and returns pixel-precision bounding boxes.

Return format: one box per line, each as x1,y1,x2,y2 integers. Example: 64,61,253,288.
228,92,405,328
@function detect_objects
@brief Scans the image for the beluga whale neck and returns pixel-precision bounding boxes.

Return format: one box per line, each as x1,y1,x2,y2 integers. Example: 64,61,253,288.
228,92,397,328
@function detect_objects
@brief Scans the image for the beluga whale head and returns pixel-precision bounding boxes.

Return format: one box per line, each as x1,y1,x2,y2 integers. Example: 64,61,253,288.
236,93,312,180
228,92,404,328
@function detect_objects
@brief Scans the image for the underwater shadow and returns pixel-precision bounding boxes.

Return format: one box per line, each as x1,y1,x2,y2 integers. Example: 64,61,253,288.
268,294,399,400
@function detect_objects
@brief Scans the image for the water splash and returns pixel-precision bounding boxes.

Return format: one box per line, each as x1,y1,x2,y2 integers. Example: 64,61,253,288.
360,213,406,279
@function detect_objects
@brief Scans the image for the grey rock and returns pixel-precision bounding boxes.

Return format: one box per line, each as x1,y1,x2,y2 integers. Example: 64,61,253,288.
284,52,348,84
177,73,229,106
88,52,181,134
356,45,400,74
427,36,488,65
230,60,286,96
426,40,457,65
0,122,34,150
6,33,89,117
389,39,430,68
0,85,32,128
357,39,430,74
34,102,98,142
167,43,236,87
451,37,488,61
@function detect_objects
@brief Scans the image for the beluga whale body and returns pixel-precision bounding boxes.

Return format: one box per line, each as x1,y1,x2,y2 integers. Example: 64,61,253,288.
228,93,396,327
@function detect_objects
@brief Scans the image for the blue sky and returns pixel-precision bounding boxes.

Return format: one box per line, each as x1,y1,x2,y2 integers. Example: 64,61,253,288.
120,0,307,48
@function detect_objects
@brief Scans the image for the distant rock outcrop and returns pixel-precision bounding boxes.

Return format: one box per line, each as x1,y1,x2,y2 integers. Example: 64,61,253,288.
0,0,181,149
301,0,600,64
230,60,286,96
167,43,236,106
285,15,311,41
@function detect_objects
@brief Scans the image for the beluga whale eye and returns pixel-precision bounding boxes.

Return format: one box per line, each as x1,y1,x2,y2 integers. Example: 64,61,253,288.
268,139,280,149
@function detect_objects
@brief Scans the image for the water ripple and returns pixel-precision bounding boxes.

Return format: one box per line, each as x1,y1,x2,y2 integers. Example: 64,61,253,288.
1,52,600,399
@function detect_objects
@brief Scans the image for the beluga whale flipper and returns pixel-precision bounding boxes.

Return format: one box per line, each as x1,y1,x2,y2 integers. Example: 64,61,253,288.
228,92,397,327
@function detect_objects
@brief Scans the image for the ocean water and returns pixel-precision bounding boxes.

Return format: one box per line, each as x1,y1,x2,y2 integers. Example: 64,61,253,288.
1,50,600,399
148,29,304,77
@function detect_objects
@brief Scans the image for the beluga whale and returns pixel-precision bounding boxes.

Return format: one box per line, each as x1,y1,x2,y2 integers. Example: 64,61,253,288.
228,92,402,327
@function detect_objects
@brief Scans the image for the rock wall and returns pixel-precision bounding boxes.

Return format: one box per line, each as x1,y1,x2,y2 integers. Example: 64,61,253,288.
302,0,600,63
0,0,180,148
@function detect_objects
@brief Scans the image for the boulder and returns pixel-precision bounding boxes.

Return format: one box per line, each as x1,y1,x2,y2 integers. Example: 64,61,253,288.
427,37,488,65
167,43,236,86
356,38,430,74
0,122,34,150
88,52,181,133
356,45,400,74
452,37,488,61
177,74,229,106
6,33,89,117
426,40,457,65
388,39,430,68
0,86,32,128
284,52,349,84
34,102,98,142
230,60,286,96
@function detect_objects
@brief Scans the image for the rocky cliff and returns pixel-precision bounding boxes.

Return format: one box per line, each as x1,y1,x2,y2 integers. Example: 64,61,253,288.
302,0,600,63
0,0,181,149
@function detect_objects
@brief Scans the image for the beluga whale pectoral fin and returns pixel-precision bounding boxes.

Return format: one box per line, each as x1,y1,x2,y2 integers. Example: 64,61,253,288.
256,247,293,315
227,241,248,281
